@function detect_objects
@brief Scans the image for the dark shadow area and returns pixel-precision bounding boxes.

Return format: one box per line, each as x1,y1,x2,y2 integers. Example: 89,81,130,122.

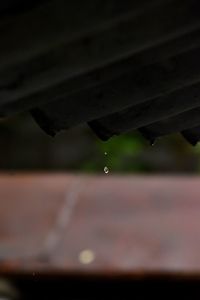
7,275,200,299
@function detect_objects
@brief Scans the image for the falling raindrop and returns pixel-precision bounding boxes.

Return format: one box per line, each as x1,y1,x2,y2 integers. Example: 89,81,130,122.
150,139,156,146
104,166,109,174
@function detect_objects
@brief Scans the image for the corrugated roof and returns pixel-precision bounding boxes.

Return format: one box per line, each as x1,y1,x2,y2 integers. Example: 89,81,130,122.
0,0,200,144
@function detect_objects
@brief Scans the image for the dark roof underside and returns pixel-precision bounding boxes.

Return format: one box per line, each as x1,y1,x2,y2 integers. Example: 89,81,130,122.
1,0,200,144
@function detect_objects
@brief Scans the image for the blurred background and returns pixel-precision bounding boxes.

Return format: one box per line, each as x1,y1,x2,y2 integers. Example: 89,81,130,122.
2,0,200,298
1,113,200,174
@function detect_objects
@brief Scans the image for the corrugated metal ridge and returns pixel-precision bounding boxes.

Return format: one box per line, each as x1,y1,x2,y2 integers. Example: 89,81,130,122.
89,82,200,141
32,46,200,138
0,0,200,144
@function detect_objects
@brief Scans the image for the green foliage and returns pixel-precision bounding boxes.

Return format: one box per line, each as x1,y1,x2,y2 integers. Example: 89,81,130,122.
80,132,146,173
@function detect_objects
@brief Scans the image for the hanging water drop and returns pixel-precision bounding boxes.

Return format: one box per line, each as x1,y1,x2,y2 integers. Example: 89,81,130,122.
104,166,109,174
150,139,155,146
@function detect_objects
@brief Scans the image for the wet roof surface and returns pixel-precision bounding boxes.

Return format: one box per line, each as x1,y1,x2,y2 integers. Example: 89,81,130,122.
0,0,200,144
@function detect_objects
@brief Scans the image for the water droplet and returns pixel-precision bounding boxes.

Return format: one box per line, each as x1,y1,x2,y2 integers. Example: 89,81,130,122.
150,139,156,146
104,166,109,174
79,249,95,264
104,152,107,156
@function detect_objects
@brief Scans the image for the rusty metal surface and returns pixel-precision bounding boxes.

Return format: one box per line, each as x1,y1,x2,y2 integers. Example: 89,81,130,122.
1,174,200,276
